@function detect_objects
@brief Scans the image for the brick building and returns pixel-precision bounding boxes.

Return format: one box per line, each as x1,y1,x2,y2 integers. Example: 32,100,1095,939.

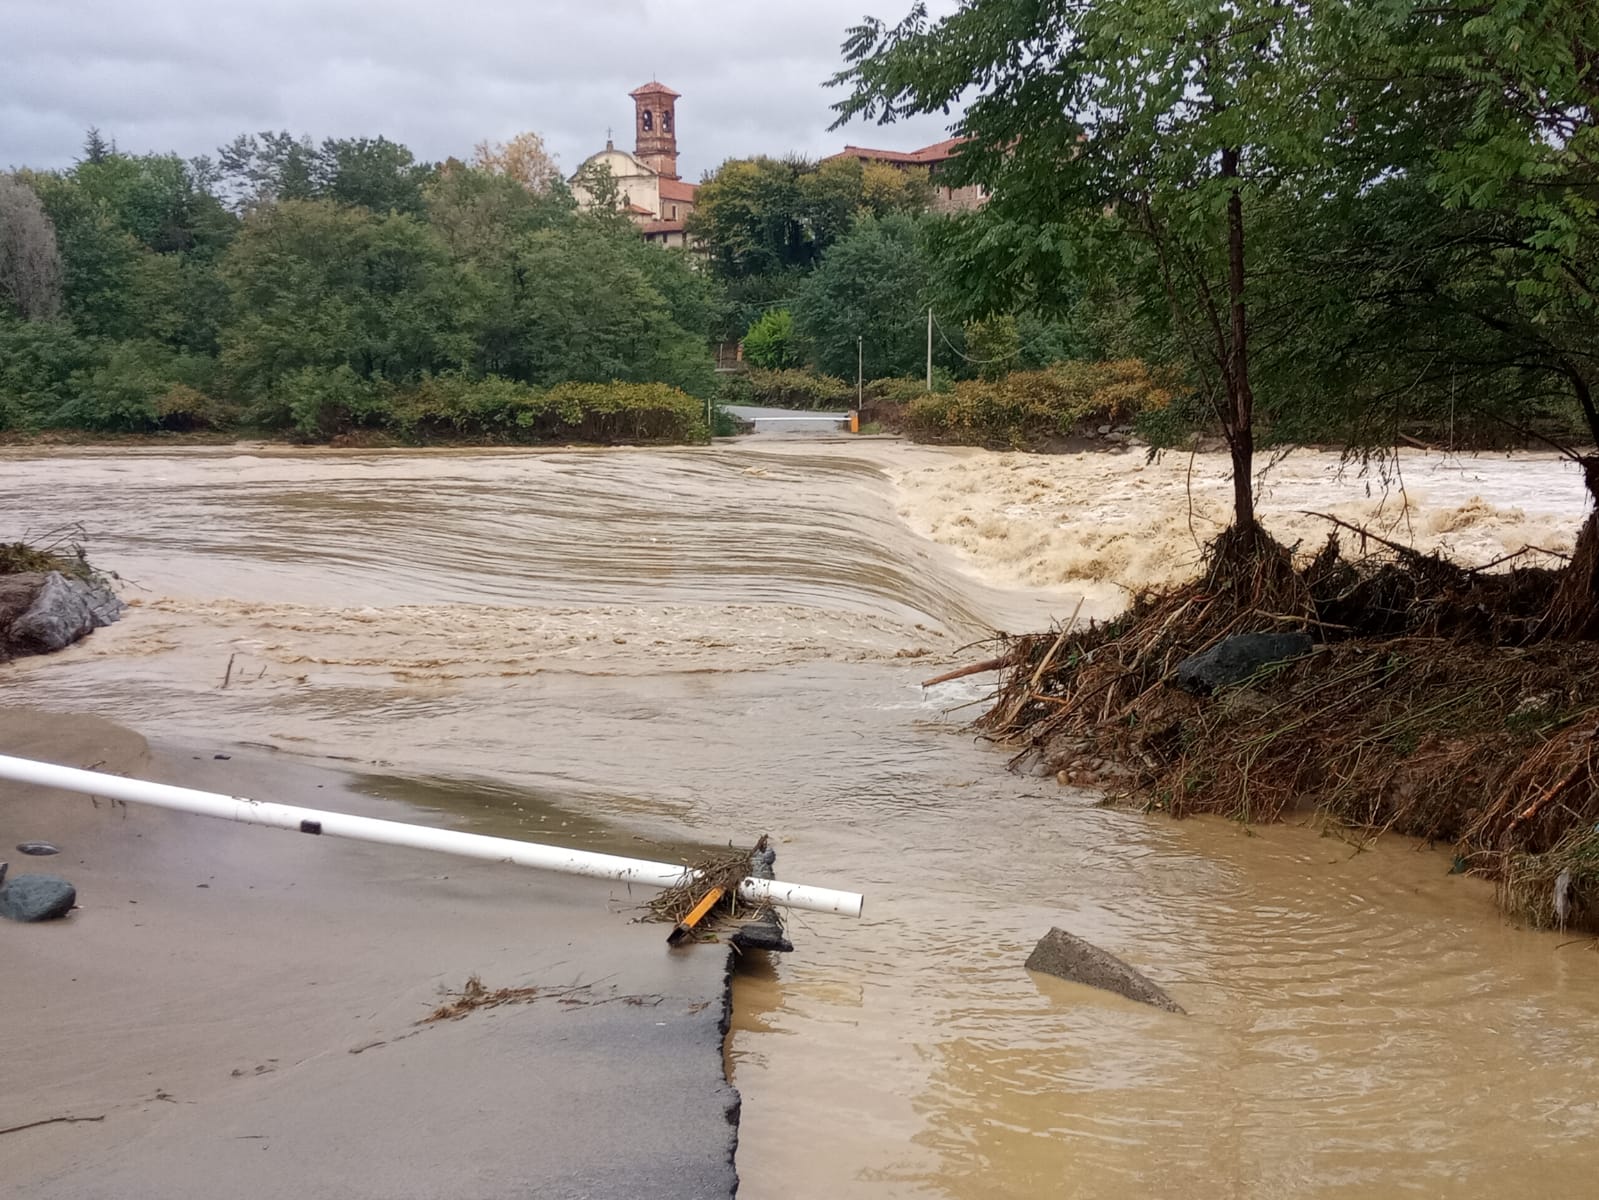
823,137,987,214
570,82,698,248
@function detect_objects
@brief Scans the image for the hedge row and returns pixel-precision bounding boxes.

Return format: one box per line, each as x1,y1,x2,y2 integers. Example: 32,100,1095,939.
901,359,1176,448
0,350,708,447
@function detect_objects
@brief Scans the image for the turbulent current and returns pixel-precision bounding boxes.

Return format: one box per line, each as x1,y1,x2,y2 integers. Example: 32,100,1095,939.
5,440,1599,1198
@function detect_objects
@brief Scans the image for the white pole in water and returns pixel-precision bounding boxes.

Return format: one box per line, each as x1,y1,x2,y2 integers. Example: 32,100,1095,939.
0,754,864,918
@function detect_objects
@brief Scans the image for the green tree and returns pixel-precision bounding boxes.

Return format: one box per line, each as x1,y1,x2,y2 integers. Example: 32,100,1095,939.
219,199,467,414
792,214,930,379
742,308,801,369
835,0,1358,533
318,136,435,214
688,156,865,281
425,160,577,262
466,219,711,394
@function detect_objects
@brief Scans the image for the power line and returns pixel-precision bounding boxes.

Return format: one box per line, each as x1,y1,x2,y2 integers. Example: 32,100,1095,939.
928,309,1024,365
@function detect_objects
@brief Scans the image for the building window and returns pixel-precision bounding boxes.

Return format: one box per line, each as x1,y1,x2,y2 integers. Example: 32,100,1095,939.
662,111,672,133
642,111,653,131
671,204,678,219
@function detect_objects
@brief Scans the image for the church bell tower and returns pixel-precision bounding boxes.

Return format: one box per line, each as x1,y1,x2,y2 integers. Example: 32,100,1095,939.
630,81,680,180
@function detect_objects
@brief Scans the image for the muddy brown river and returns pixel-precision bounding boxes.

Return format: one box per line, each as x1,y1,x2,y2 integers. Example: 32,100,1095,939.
4,441,1599,1197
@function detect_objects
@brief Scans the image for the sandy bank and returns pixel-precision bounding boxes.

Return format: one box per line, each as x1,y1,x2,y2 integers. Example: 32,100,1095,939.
0,708,739,1199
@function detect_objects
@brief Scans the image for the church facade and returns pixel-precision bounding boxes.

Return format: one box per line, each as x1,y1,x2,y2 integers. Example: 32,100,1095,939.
569,82,698,249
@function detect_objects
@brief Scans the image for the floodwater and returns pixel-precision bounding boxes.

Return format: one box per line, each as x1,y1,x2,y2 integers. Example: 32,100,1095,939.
4,441,1598,1198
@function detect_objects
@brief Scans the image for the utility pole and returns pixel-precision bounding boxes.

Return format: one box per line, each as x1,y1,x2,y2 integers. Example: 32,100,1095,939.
857,336,863,408
926,307,933,391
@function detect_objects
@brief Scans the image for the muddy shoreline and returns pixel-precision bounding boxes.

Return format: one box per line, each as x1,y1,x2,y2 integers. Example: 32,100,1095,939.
0,708,742,1199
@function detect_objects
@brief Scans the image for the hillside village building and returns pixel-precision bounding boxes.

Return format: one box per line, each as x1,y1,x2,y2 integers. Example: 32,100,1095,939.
823,138,986,213
569,83,981,248
570,82,698,249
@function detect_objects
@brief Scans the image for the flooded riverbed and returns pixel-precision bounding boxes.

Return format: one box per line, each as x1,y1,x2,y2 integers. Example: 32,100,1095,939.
4,441,1598,1197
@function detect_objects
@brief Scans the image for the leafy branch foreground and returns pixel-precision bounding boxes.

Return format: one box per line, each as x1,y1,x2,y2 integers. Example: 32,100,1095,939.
974,526,1599,931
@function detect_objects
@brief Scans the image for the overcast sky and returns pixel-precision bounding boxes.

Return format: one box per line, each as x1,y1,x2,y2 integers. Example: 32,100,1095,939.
2,0,964,181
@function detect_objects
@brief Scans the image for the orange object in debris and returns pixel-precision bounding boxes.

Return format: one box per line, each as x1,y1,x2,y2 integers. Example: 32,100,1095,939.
667,885,727,946
848,411,860,433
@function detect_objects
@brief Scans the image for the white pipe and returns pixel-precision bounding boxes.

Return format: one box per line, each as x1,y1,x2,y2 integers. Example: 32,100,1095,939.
0,754,864,918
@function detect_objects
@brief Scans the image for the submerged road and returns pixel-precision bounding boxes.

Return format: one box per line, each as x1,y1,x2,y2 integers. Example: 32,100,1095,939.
1,711,740,1200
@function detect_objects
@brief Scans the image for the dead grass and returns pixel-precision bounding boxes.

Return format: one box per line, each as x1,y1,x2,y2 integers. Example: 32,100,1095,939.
644,839,774,928
972,524,1599,930
0,524,94,580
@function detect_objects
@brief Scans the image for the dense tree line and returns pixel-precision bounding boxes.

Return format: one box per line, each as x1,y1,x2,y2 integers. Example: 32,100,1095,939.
1,127,1066,439
0,130,720,439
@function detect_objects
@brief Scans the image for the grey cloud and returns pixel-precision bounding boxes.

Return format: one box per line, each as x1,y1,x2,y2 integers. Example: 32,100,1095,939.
2,0,963,181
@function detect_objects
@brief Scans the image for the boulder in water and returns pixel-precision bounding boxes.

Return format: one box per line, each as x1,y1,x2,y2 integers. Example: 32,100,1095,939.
1025,927,1185,1013
0,869,78,922
4,570,124,657
1175,631,1314,695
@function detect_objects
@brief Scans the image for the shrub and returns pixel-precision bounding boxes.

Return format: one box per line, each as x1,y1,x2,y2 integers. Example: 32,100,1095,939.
713,372,755,407
742,309,801,370
64,341,220,432
903,359,1176,448
0,316,102,429
277,364,388,439
521,381,707,443
386,374,535,440
744,368,855,410
386,377,707,444
152,384,234,432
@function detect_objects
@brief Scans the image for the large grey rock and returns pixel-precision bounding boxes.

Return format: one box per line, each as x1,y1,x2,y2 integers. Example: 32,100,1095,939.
1175,631,1314,695
1025,927,1185,1013
6,570,123,655
0,872,78,921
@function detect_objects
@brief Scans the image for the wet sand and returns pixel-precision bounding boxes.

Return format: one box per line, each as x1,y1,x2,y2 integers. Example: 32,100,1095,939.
0,708,739,1199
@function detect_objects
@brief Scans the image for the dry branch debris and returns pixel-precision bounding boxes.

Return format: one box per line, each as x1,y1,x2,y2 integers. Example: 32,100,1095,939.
960,525,1599,930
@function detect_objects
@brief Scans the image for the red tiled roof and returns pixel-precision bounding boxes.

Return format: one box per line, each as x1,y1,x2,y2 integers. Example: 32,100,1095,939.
658,177,698,202
624,202,655,215
825,137,970,166
642,219,686,235
630,81,681,99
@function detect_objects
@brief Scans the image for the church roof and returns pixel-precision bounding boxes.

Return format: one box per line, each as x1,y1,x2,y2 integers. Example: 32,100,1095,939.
629,81,680,99
658,177,698,202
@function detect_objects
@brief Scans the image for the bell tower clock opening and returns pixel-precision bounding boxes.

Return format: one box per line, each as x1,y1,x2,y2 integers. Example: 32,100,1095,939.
629,81,681,180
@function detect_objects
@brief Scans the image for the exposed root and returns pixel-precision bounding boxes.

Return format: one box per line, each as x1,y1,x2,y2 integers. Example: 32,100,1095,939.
964,524,1599,930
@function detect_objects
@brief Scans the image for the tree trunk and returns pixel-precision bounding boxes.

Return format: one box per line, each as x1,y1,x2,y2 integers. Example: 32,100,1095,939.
1220,146,1256,531
1546,365,1599,637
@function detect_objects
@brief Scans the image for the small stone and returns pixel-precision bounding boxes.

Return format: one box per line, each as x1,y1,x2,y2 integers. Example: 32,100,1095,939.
16,841,60,856
1096,424,1112,435
0,873,78,922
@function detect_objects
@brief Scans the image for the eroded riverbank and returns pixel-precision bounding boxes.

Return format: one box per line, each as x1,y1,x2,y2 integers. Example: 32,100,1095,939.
4,442,1599,1198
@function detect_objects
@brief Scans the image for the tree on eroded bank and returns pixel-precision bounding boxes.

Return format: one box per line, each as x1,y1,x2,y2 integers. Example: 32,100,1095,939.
832,0,1366,534
832,0,1599,600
